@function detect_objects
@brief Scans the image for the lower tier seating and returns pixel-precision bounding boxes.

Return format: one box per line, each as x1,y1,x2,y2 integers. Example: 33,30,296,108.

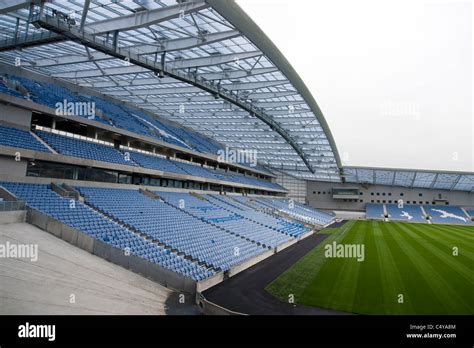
0,182,213,281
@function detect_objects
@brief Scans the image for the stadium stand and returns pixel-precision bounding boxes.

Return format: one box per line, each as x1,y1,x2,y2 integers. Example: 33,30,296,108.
385,204,426,223
0,182,213,281
424,205,473,225
365,203,385,220
77,187,267,271
0,125,51,153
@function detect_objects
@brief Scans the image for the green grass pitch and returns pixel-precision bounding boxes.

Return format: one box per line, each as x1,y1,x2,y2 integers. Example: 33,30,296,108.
266,220,474,314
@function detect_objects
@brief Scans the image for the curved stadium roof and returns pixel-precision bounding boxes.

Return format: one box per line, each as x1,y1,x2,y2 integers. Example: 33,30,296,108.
0,0,472,192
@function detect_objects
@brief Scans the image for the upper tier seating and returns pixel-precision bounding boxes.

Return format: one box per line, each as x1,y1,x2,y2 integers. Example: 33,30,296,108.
0,182,213,281
0,125,51,153
365,203,385,220
37,131,138,167
158,192,296,248
78,187,266,271
385,204,426,223
424,205,473,225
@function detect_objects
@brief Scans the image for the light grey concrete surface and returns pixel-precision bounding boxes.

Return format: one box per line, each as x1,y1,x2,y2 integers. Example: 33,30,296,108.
0,222,197,315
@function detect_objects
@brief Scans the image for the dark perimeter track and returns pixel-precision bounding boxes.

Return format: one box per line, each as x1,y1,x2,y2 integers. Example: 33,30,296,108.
203,232,349,315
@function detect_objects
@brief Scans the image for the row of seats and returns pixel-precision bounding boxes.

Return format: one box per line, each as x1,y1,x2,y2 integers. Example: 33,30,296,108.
366,203,473,225
77,187,267,271
0,182,213,281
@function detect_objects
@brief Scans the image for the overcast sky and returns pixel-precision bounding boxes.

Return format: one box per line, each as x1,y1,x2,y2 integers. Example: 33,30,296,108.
237,0,473,173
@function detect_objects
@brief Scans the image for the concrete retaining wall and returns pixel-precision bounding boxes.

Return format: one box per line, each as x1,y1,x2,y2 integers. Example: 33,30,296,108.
26,208,198,294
